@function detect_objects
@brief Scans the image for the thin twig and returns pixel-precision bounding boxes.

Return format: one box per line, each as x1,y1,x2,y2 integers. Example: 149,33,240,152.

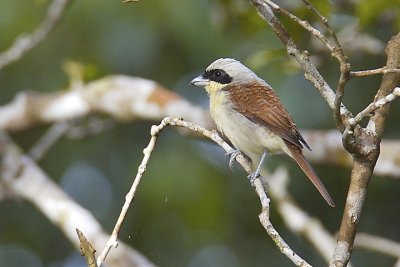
351,68,400,77
264,0,335,51
29,121,71,161
334,70,350,132
248,0,351,119
301,0,345,61
0,0,70,70
267,167,341,265
65,118,115,139
96,119,164,266
345,87,400,134
297,0,351,131
97,117,312,267
256,175,312,267
301,0,350,130
354,233,400,259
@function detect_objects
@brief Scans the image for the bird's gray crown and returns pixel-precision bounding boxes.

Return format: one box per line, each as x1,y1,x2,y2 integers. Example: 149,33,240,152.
205,58,263,85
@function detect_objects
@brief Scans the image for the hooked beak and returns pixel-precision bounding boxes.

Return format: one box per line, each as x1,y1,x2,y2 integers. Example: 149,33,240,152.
191,75,210,87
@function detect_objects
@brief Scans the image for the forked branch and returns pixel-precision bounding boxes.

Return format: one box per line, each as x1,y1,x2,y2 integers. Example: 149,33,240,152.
0,0,70,70
97,117,312,267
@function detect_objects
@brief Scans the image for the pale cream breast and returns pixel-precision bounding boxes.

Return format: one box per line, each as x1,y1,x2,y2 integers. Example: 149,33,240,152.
209,90,289,169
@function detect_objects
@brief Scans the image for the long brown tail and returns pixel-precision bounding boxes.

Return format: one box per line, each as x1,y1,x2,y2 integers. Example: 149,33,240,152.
285,142,335,207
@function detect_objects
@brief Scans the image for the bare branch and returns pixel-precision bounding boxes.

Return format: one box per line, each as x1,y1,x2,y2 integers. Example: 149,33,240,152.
351,68,400,77
354,233,400,259
300,0,345,61
96,118,168,266
345,87,400,134
264,0,335,51
76,228,98,267
330,159,375,267
331,32,400,267
0,0,70,70
267,167,340,265
247,2,400,266
0,132,156,267
256,176,312,267
29,121,71,161
65,118,116,139
299,0,351,131
247,0,351,120
261,0,350,130
1,80,399,178
98,117,312,267
302,130,400,179
333,70,350,132
0,75,212,132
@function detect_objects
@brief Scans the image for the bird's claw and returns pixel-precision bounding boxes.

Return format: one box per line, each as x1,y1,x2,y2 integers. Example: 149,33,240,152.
248,149,268,186
225,149,241,169
247,171,261,186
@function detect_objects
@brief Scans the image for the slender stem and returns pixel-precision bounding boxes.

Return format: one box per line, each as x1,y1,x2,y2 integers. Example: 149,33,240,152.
248,0,351,117
264,0,335,51
334,69,350,132
29,121,71,161
96,117,312,267
345,87,400,134
0,0,70,70
351,68,400,77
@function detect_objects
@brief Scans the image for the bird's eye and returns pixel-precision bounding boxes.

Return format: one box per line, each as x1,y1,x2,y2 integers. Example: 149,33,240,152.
203,69,232,84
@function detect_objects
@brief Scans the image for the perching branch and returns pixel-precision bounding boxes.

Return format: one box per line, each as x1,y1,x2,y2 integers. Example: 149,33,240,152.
267,167,340,265
246,2,400,267
98,117,312,267
0,0,70,70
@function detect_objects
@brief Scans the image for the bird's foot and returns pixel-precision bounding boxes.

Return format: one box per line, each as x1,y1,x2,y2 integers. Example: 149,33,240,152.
247,149,269,186
225,149,241,169
247,171,261,186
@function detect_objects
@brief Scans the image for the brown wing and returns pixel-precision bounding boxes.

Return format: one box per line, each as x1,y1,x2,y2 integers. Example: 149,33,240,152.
226,82,310,150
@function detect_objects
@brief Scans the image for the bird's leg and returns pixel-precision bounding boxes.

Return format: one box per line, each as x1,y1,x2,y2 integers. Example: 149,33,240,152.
248,149,269,184
225,149,241,169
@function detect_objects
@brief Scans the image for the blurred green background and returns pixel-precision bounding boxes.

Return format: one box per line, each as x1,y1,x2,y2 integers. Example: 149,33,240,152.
1,0,400,266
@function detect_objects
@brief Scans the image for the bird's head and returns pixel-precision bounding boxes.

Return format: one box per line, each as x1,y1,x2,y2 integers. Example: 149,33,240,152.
191,58,260,95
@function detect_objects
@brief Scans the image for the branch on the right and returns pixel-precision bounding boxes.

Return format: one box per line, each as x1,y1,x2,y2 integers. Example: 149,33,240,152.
332,32,400,267
247,1,400,266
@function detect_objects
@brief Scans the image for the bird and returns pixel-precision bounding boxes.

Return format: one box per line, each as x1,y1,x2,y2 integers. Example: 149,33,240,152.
191,58,335,207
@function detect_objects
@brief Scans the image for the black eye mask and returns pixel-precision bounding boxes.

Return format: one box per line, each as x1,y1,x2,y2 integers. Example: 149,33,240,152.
203,69,233,84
